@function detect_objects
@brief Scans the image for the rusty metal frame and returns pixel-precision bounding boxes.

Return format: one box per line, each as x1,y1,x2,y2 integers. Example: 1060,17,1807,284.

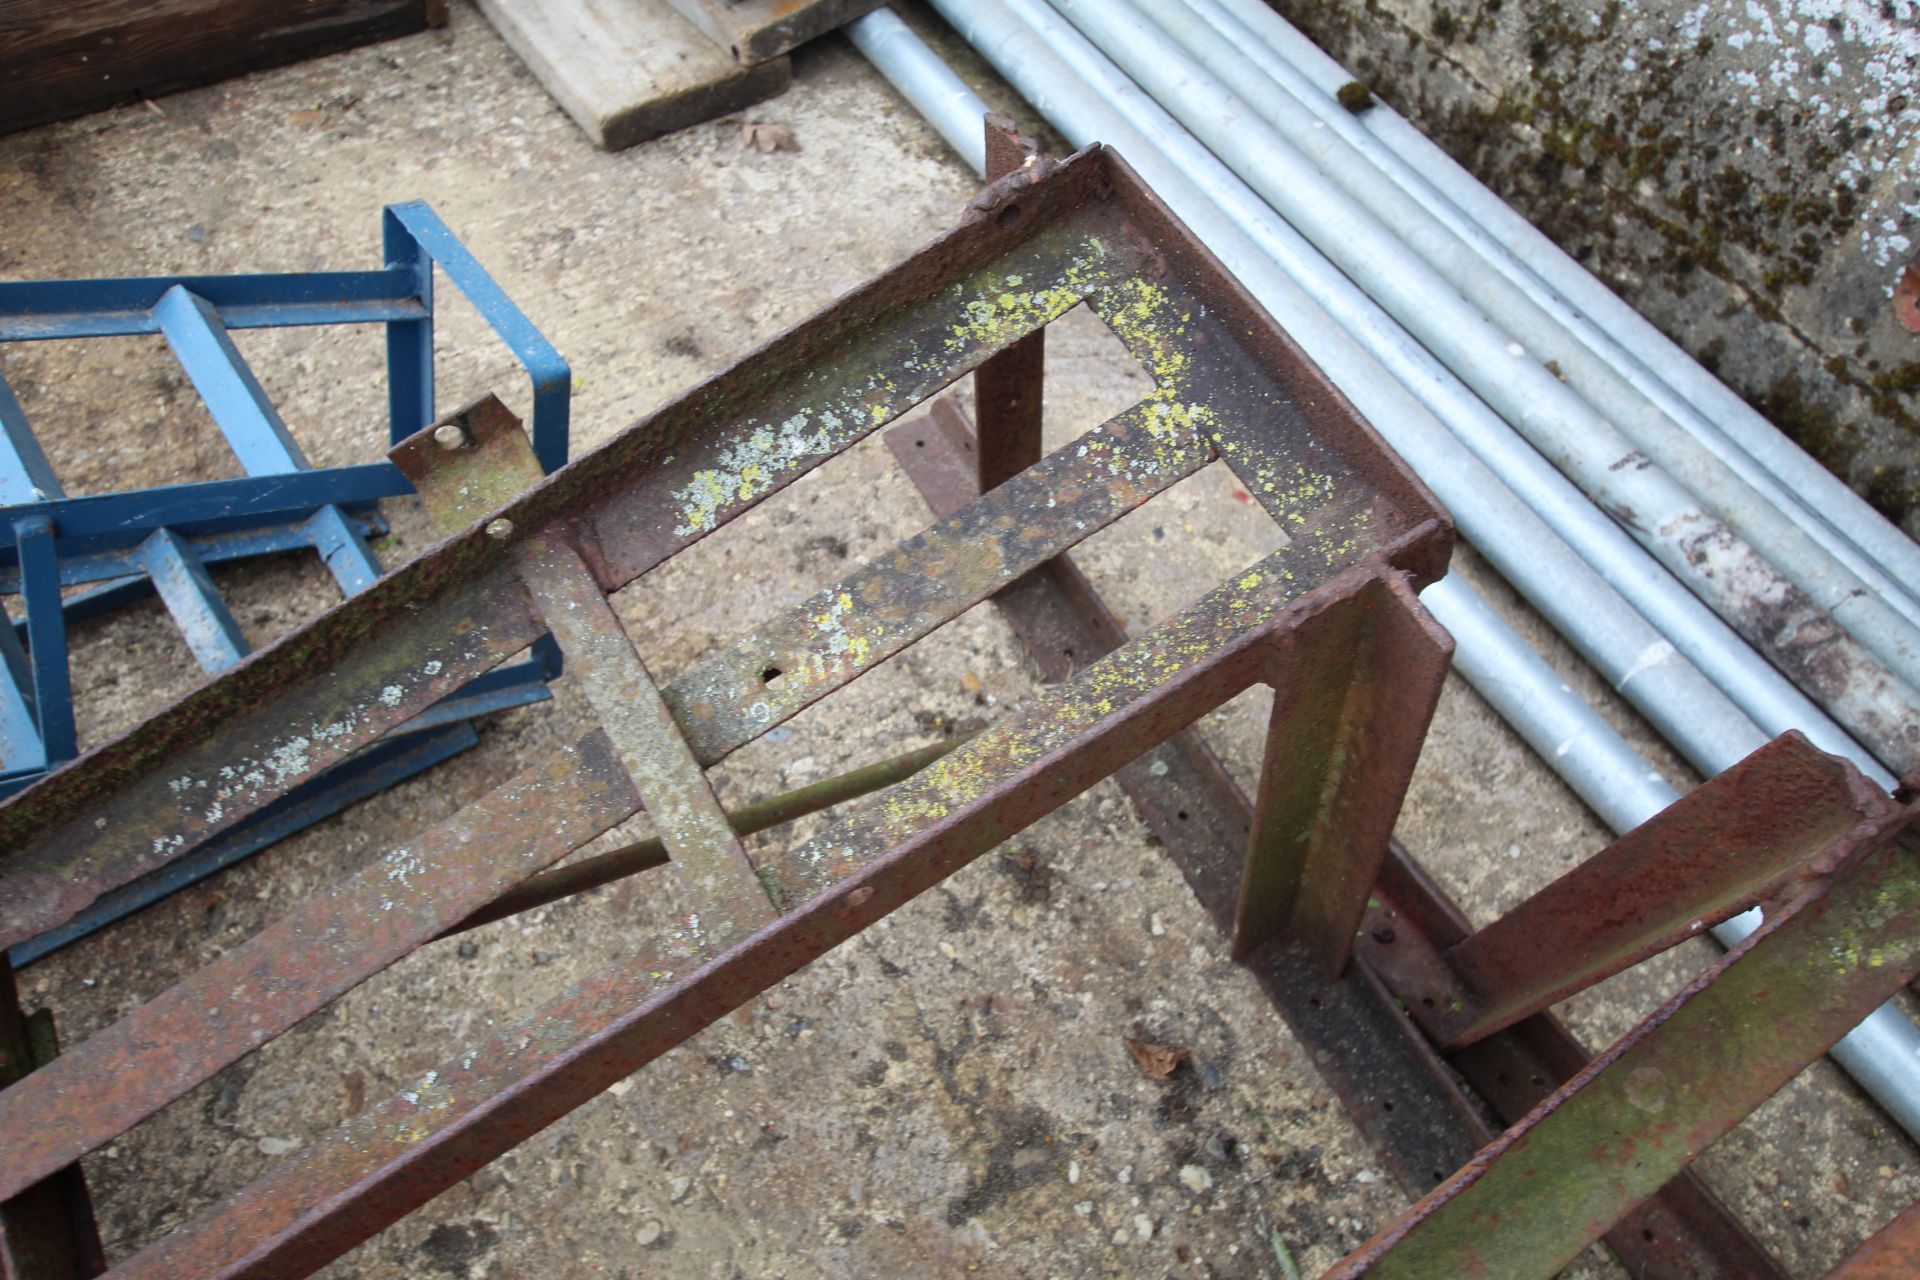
1,117,1917,1280
894,397,1920,1280
0,128,1453,1277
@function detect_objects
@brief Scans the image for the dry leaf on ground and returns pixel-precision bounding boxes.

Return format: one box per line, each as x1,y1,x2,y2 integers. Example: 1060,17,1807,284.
1124,1037,1190,1081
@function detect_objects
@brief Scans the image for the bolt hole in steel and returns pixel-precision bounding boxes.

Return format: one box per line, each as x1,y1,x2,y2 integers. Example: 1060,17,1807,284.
997,202,1023,228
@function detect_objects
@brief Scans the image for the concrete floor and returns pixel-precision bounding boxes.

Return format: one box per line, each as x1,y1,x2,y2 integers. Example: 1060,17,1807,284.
1,4,1916,1276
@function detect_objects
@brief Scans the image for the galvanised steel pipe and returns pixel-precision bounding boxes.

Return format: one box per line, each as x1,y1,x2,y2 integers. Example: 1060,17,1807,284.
844,7,987,176
1040,0,1920,774
1144,0,1920,633
1200,0,1920,601
939,0,1900,783
1048,0,1920,740
879,0,1767,782
884,0,1920,1141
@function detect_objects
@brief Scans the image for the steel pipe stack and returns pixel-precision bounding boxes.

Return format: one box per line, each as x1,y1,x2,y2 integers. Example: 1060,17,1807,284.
848,2,1920,1140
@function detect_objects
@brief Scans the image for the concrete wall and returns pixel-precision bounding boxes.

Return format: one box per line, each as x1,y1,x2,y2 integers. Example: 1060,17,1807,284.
1269,0,1920,535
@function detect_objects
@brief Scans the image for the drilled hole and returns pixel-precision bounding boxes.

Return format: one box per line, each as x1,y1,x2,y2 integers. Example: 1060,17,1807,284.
1381,1100,1394,1112
997,202,1023,229
1176,810,1189,821
1641,1230,1655,1243
761,665,785,688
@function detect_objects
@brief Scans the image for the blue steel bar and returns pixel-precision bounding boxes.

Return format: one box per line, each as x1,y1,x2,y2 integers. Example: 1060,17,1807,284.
382,208,436,451
0,269,424,340
302,505,384,595
153,286,312,474
12,516,72,763
0,619,42,778
0,371,61,507
0,514,384,596
386,203,571,472
153,282,393,603
0,464,409,555
137,528,250,672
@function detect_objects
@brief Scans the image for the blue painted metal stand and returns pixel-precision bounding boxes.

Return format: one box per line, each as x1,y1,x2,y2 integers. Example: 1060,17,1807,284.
0,202,569,965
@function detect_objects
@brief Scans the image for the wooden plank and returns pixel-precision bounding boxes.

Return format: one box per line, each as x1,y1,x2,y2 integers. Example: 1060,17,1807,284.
662,0,887,65
0,0,446,136
477,0,791,151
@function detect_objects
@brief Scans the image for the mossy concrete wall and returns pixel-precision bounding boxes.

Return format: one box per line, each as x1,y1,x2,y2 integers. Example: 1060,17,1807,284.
1268,0,1920,535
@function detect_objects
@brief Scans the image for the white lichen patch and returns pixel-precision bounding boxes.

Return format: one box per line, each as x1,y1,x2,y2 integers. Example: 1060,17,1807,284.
384,846,427,889
1665,0,1918,272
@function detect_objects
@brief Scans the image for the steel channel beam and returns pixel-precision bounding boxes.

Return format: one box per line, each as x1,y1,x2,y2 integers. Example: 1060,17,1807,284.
7,723,480,969
890,399,1786,1278
1334,824,1920,1279
1368,849,1792,1280
0,730,645,1205
517,532,778,943
1234,571,1449,973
